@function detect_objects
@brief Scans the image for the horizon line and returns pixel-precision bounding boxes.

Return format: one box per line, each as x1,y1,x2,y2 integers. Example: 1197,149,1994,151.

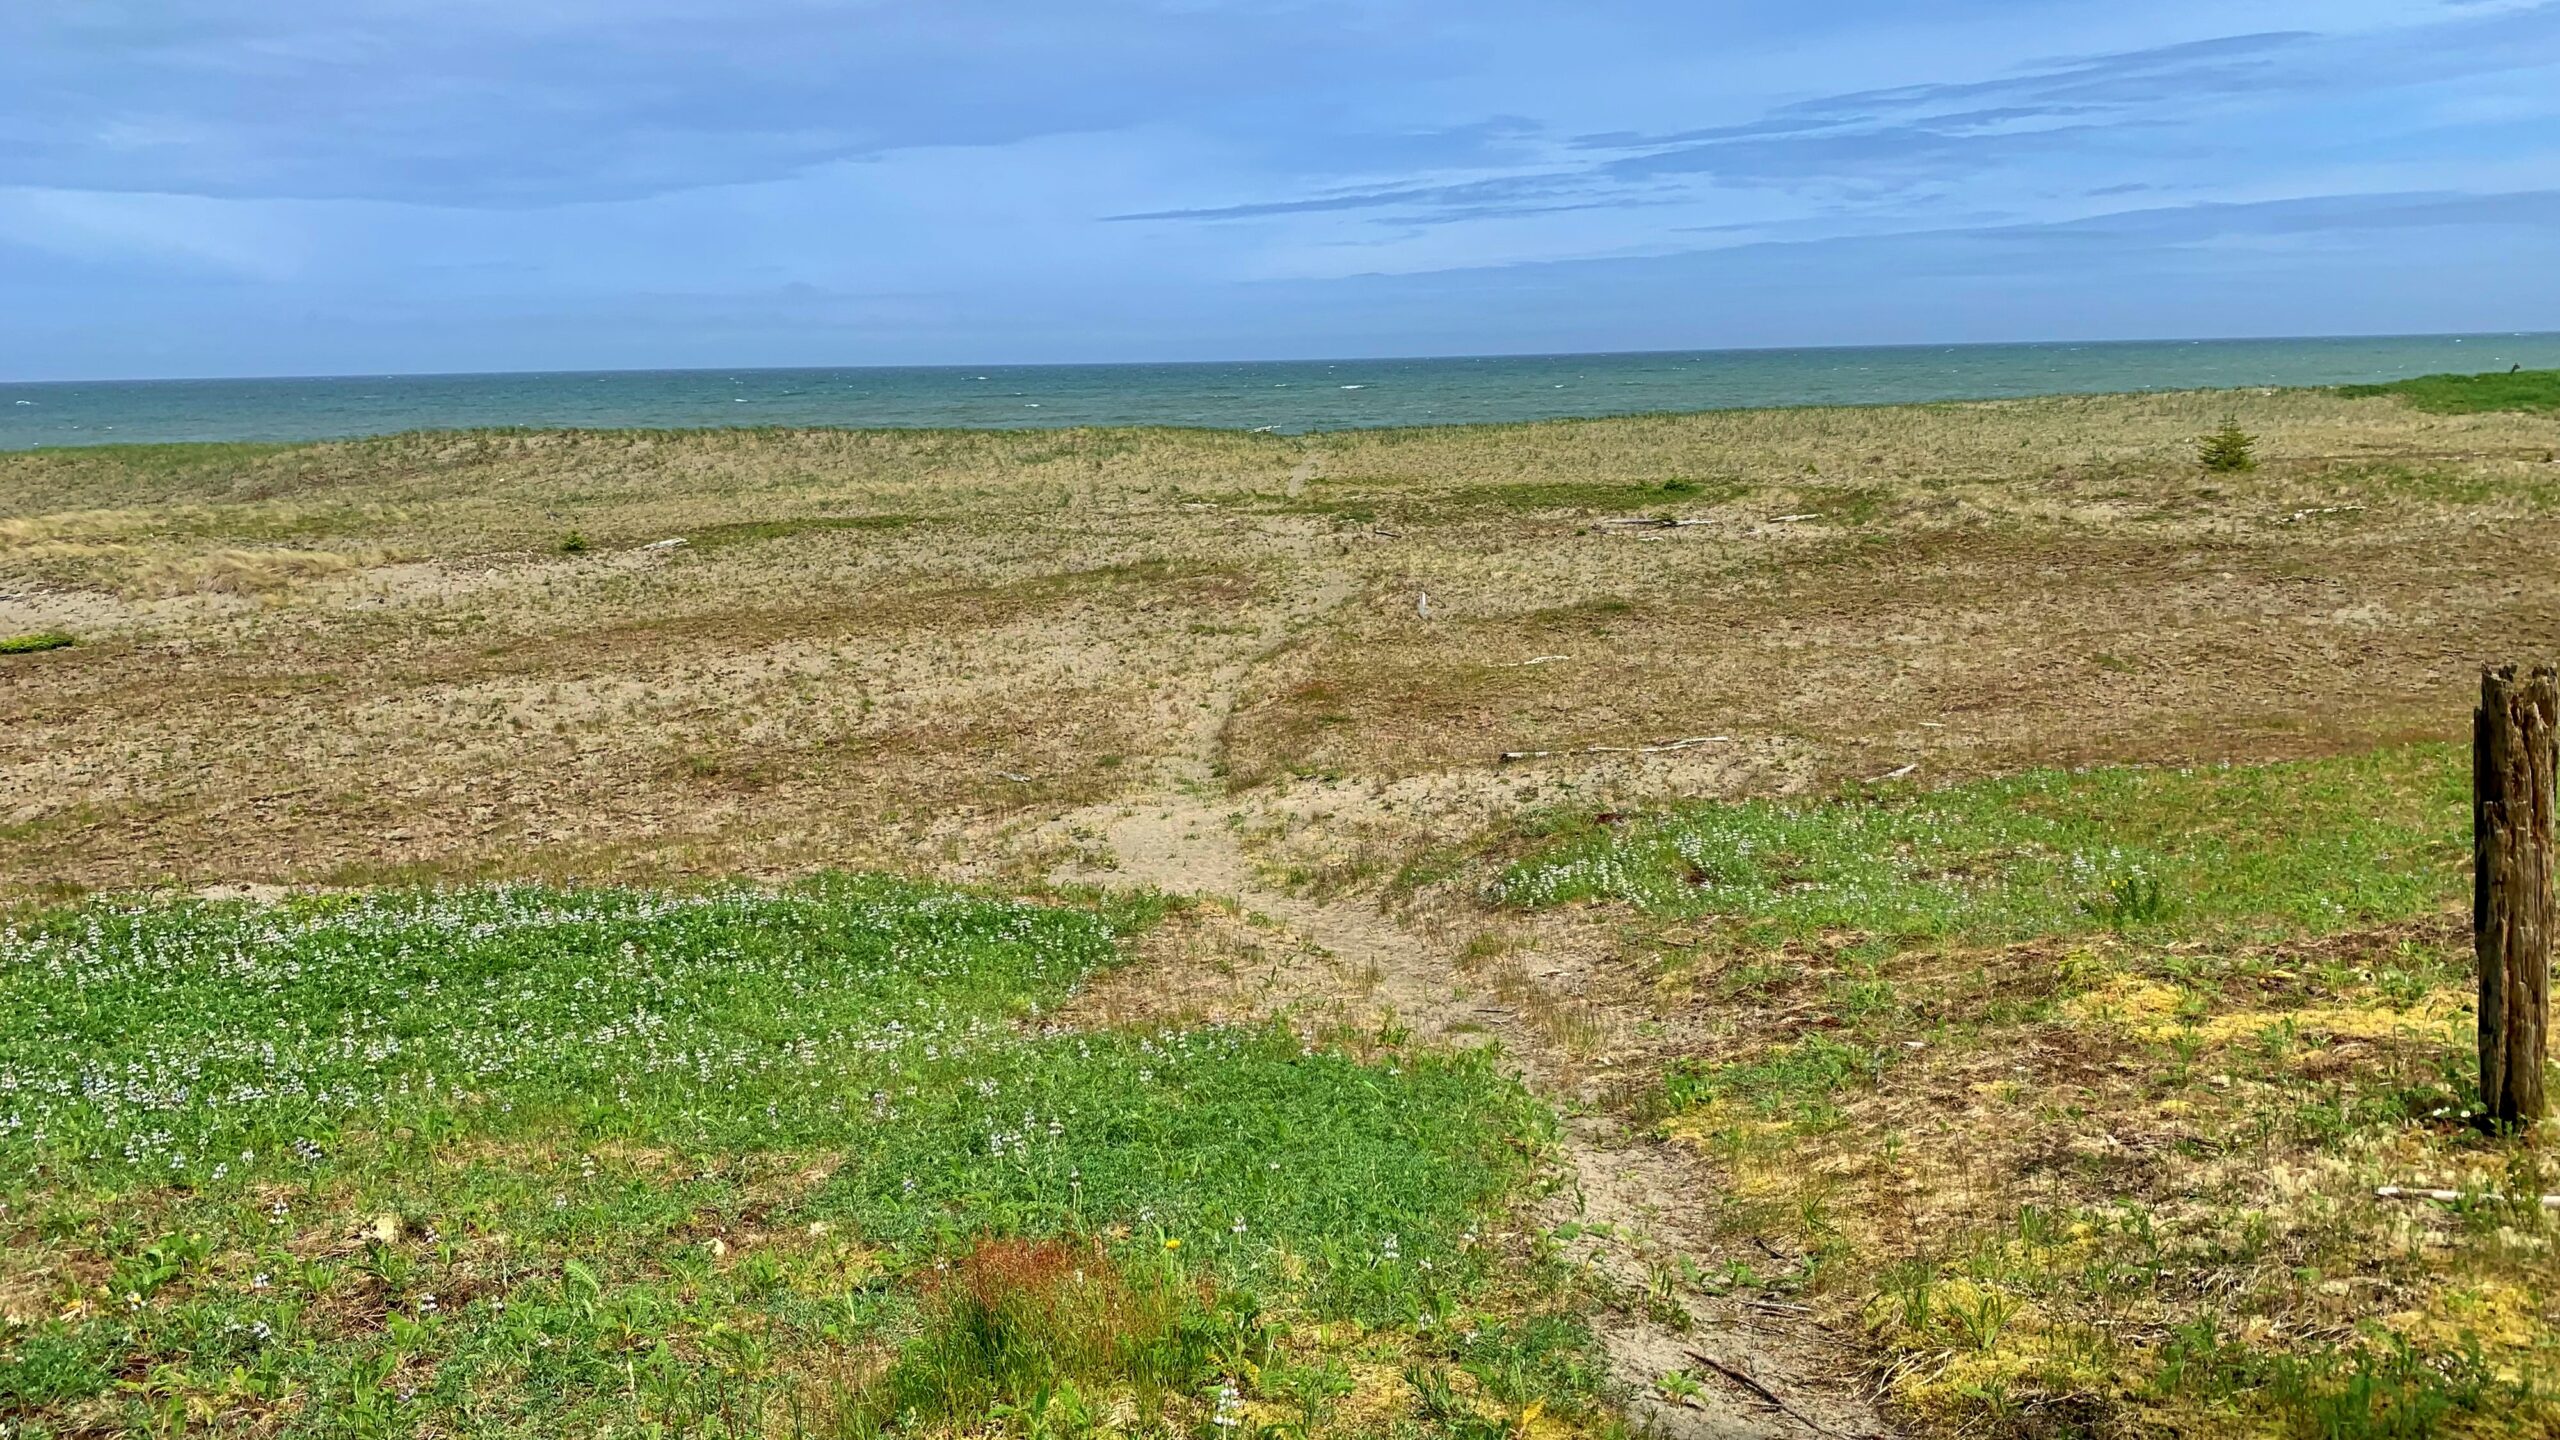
5,328,2556,390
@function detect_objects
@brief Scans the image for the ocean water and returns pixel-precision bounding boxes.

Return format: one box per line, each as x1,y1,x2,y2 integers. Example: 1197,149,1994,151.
5,333,2558,451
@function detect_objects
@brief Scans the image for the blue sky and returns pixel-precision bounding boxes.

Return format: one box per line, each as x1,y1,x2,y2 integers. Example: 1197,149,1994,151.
4,1,2556,379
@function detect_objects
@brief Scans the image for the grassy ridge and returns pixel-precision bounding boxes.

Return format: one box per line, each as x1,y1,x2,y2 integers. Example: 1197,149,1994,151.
0,879,1575,1437
2339,368,2560,414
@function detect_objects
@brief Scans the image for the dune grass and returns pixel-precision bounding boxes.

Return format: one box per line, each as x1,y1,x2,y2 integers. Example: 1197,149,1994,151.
0,878,1580,1437
2339,368,2560,415
679,514,924,553
8,384,2560,894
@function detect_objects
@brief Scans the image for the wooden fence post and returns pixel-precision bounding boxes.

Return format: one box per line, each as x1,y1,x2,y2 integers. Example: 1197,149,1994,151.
2476,664,2557,1127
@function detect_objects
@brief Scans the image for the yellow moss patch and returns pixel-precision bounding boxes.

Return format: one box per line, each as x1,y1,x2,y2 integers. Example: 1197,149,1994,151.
2186,996,2464,1048
1865,1281,2114,1421
1234,1312,1605,1439
1338,1356,1421,1432
2065,972,2462,1047
1523,1399,1577,1440
2064,975,2189,1035
2386,1279,2544,1353
1659,1100,1795,1151
1238,1319,1426,1437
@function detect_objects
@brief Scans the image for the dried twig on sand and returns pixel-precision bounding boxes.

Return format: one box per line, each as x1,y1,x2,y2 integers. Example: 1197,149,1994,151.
1593,515,1719,530
1499,735,1729,763
1687,1351,1847,1438
2376,1184,2560,1208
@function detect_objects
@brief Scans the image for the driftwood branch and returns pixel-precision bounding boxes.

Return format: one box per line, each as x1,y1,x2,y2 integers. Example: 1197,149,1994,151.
1500,735,1729,763
1686,1351,1845,1439
2375,1184,2560,1208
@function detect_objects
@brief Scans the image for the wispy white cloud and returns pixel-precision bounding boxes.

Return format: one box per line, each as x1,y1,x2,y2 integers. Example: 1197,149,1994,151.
1115,6,2560,237
1,1,2555,376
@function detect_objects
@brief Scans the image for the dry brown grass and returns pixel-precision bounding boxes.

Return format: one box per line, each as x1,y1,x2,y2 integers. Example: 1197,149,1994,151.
2,387,2556,897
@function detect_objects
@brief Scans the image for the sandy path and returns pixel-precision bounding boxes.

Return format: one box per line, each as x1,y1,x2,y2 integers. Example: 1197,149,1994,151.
1046,560,1892,1438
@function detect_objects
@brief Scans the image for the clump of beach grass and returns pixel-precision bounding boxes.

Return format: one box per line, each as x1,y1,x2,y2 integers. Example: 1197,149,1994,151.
0,630,73,655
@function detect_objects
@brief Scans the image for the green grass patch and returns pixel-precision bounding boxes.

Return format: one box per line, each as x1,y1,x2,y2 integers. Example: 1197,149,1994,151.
0,631,74,655
0,877,1558,1436
2338,369,2560,415
1663,1034,1887,1132
1495,743,2465,948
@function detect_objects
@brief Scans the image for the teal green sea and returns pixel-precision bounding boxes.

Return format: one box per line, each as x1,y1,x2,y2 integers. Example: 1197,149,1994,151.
5,332,2557,450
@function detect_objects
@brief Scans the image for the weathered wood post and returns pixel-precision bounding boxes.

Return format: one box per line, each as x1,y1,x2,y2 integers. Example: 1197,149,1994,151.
2476,664,2557,1126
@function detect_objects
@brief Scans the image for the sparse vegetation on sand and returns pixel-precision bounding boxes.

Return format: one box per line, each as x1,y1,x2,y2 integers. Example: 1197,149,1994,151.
7,380,2560,890
7,374,2560,1436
